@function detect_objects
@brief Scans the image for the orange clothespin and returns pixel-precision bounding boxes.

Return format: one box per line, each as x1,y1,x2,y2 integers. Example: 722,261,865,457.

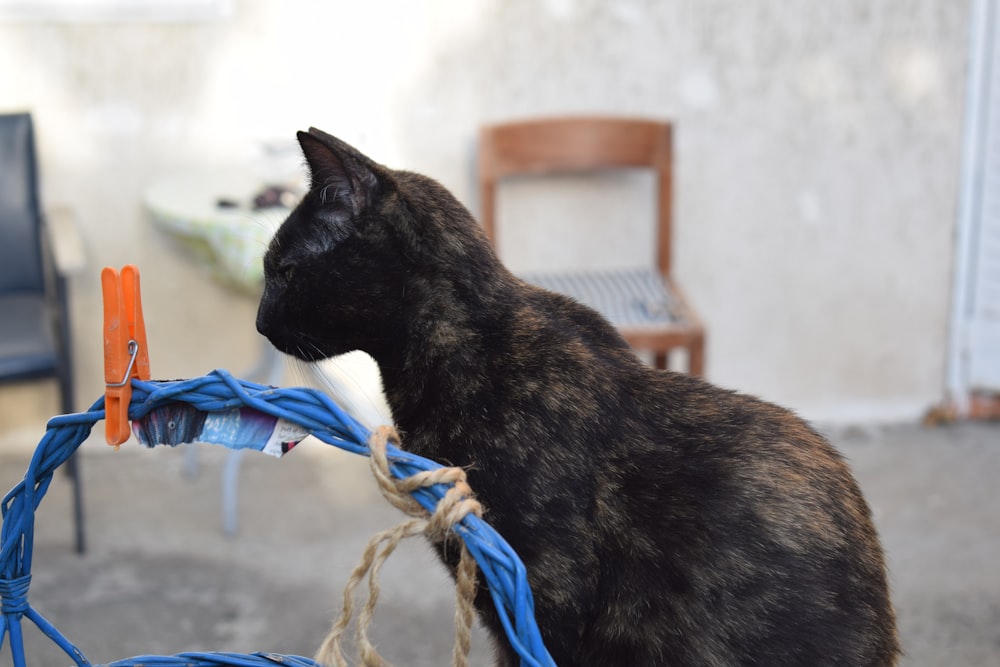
101,265,151,446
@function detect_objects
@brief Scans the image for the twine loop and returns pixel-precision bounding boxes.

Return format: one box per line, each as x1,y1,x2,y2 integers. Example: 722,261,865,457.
315,426,483,667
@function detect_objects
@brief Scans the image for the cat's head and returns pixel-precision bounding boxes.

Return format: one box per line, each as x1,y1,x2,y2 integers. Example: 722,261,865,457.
256,128,498,363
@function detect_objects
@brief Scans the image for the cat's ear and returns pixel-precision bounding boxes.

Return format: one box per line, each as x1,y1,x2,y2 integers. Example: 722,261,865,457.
297,129,378,215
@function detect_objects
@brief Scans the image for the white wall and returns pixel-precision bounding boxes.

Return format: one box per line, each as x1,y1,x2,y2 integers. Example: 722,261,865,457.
0,0,970,423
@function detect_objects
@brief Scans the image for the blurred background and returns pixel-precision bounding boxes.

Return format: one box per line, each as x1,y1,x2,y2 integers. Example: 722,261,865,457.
0,0,984,422
1,1,998,665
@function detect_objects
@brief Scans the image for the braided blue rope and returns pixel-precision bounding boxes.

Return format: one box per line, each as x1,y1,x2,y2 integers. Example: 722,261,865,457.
0,369,555,667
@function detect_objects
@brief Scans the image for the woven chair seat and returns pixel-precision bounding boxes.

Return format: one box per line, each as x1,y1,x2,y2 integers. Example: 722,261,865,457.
523,268,681,328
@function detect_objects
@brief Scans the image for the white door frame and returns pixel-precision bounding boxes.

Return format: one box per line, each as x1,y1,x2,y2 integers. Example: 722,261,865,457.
947,0,1000,416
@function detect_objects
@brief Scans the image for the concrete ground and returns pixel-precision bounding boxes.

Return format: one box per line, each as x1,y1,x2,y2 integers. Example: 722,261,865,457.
1,376,998,666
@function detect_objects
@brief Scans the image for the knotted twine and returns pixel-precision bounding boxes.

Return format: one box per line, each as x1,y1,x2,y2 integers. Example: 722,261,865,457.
315,426,483,667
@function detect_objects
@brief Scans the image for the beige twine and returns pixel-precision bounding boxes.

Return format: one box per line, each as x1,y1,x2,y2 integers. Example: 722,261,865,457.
315,426,483,667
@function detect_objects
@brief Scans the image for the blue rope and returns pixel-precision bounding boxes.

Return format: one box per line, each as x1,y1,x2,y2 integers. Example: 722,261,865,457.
0,369,555,667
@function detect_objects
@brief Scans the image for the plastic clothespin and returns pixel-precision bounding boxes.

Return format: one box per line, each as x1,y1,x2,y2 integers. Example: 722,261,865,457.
101,265,151,446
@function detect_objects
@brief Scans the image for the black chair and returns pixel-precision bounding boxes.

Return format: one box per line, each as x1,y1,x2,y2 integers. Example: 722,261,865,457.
0,112,85,553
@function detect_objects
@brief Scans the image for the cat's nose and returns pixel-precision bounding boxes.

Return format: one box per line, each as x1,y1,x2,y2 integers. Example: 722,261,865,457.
255,301,271,338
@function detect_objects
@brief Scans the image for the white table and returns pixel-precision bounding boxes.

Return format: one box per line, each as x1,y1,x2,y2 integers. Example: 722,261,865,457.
142,173,391,534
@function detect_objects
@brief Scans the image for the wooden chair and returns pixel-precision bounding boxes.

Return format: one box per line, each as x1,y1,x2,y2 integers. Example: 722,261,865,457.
478,116,705,374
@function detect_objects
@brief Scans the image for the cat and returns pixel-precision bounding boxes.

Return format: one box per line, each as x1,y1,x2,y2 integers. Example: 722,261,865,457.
256,127,900,666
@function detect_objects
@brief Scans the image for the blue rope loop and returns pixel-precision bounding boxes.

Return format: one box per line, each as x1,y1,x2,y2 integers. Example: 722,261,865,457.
0,369,555,667
104,652,318,666
0,575,29,615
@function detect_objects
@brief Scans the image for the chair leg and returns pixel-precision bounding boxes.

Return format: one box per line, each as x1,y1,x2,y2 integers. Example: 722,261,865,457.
57,354,85,554
222,449,244,536
688,334,706,377
65,453,86,553
654,352,669,370
220,341,286,536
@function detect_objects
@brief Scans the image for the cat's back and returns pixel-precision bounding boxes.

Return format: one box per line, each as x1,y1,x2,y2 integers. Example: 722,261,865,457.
601,373,897,664
466,285,899,665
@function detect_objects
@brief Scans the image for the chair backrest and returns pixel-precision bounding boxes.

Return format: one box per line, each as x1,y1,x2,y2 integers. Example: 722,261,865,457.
478,116,674,275
0,112,44,293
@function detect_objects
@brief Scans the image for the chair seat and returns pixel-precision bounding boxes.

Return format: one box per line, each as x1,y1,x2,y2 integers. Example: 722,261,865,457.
0,292,59,379
522,268,683,328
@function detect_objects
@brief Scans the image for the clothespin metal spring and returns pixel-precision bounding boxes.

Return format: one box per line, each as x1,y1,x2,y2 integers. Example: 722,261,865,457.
106,340,140,388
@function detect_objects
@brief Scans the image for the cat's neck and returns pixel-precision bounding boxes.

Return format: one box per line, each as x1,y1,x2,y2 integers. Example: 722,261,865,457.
371,267,518,432
367,268,637,452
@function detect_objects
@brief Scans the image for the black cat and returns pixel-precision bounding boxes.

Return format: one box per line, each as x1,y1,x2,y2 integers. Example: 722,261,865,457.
256,128,899,666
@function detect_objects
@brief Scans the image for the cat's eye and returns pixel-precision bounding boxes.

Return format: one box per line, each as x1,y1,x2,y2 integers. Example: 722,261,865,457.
277,263,295,282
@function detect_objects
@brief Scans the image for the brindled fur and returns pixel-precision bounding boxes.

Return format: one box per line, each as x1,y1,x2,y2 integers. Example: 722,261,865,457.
256,128,900,666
